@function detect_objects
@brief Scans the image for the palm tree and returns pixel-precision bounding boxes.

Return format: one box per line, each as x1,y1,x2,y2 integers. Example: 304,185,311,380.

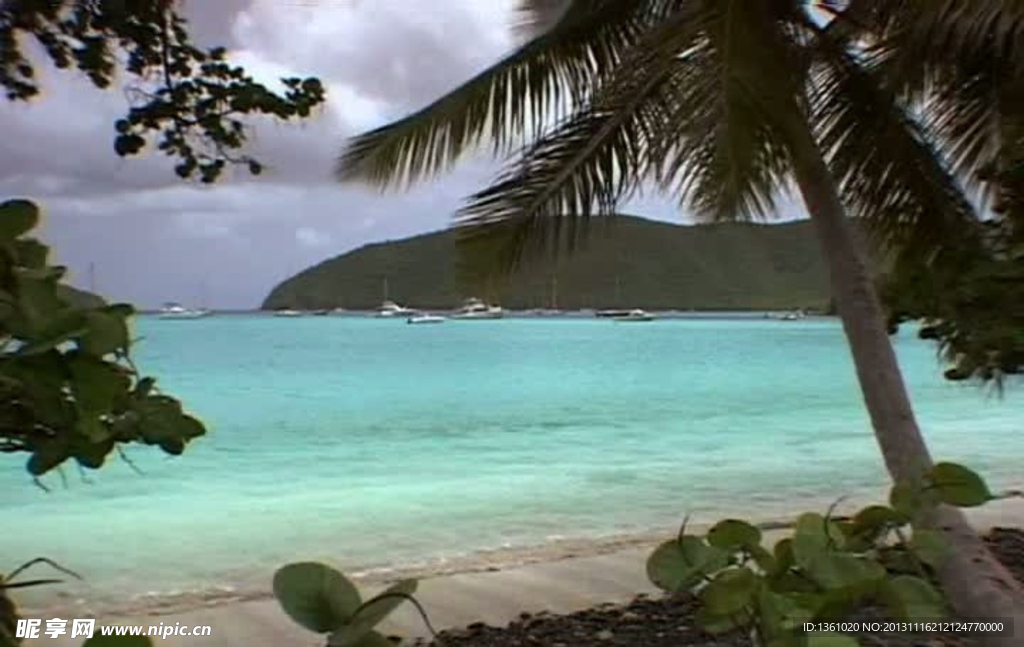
337,0,1024,631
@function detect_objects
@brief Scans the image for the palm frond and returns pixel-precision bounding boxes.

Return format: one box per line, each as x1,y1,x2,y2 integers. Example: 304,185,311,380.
807,18,981,259
453,4,703,280
336,0,669,190
654,1,808,223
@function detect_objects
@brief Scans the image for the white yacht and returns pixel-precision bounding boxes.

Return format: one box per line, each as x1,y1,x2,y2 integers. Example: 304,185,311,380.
613,309,655,322
273,308,304,317
159,303,211,319
407,313,445,325
376,300,418,318
450,298,504,320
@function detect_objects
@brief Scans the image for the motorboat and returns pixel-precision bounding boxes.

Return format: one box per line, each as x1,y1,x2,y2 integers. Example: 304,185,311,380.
158,303,211,319
613,309,655,322
273,308,304,317
449,298,504,320
311,309,330,316
376,300,418,318
407,314,445,325
595,309,633,318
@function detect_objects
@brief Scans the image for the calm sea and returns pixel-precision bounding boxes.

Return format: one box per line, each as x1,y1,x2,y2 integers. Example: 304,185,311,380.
2,314,1021,612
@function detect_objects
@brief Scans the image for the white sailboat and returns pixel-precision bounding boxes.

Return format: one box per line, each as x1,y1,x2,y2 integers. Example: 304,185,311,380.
375,278,417,317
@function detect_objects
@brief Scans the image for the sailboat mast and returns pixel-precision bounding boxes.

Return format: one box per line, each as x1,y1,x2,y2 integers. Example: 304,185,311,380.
551,275,558,310
383,277,389,301
87,262,96,292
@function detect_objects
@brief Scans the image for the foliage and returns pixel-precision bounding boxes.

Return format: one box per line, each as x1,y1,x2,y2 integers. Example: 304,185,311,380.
883,160,1024,384
0,0,325,182
646,462,994,647
273,562,423,647
0,558,149,647
0,199,206,478
263,216,845,312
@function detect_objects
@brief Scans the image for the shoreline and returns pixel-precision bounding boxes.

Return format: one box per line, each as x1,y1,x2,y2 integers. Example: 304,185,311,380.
20,498,1024,647
18,493,1023,621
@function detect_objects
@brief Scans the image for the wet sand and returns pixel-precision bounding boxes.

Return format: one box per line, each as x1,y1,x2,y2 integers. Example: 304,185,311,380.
18,498,1023,647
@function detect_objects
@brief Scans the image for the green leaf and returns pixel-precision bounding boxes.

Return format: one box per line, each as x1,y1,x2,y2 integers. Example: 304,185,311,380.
0,199,39,240
758,589,814,636
695,605,752,634
927,462,992,507
792,513,841,568
647,536,730,593
15,309,88,356
881,575,946,622
850,505,906,536
748,544,777,573
272,562,362,633
805,633,860,647
328,580,416,647
13,239,48,268
701,567,758,616
69,352,130,414
133,396,205,446
79,310,130,356
12,271,66,333
909,529,948,568
707,519,762,550
888,482,934,519
803,552,886,591
83,635,153,646
773,538,795,572
26,435,72,476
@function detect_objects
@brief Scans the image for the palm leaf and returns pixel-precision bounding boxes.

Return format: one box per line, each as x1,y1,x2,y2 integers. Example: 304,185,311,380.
451,3,709,280
654,1,809,224
807,17,980,259
336,0,666,190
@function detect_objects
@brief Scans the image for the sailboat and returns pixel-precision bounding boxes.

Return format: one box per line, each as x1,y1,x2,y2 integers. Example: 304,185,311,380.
375,277,417,317
159,282,213,319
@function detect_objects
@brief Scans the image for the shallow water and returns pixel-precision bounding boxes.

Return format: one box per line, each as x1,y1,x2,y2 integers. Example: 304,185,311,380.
2,314,1021,612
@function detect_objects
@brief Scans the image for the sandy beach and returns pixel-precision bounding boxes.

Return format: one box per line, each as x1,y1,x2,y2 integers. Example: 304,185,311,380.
17,498,1022,646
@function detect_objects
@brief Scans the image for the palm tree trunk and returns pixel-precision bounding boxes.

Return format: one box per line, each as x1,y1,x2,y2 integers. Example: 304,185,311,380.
786,121,1024,644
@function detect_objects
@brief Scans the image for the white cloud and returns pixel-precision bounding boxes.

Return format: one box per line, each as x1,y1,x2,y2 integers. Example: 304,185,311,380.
295,226,331,247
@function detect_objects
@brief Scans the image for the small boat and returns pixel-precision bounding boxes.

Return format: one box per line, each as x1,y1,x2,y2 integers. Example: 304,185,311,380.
311,309,330,316
159,303,211,319
595,309,633,318
376,300,418,318
613,309,655,322
450,298,504,320
273,308,304,317
407,314,445,325
330,307,347,316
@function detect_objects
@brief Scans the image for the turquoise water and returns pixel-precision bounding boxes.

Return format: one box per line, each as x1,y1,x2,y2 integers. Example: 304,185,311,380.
2,315,1021,612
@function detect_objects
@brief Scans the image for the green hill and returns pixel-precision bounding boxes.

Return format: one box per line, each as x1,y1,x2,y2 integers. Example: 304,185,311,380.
262,216,839,311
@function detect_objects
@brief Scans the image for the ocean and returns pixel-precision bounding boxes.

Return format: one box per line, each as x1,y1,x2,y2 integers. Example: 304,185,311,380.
2,314,1021,614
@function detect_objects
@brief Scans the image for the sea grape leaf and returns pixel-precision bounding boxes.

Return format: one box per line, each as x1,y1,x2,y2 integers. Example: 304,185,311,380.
881,575,946,622
273,562,361,633
79,310,129,357
647,536,730,592
909,529,948,568
13,238,48,268
328,579,417,647
700,567,758,616
928,462,992,507
802,552,886,591
0,199,39,240
707,519,762,551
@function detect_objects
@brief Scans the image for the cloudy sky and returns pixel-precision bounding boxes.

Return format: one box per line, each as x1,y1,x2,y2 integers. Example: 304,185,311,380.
1,0,802,309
